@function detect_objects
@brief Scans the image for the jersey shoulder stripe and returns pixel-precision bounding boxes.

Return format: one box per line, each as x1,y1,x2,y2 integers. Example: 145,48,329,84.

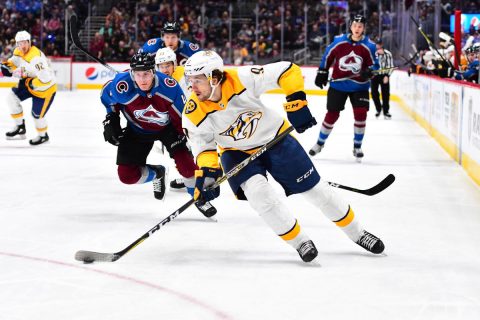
13,46,42,62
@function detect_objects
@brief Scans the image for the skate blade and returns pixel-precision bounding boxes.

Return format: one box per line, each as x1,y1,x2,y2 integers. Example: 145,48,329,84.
207,216,218,222
169,188,187,192
307,257,322,267
6,134,26,140
355,157,363,163
30,140,50,146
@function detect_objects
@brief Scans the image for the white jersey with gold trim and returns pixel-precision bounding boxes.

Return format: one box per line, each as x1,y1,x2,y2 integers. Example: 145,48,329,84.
171,65,190,95
6,46,56,97
182,61,304,164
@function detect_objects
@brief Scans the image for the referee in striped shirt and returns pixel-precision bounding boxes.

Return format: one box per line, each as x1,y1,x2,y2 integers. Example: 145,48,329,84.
372,39,394,119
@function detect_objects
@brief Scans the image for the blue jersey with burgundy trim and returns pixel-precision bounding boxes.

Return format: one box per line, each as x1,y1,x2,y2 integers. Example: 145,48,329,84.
456,60,479,81
100,70,187,135
140,38,201,66
320,34,378,92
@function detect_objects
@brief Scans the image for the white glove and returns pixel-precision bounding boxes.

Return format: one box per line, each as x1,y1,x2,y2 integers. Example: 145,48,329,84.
12,67,25,79
23,65,38,78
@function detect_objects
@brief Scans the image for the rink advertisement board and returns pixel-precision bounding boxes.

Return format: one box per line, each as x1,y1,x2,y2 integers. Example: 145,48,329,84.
462,86,480,183
391,71,480,185
73,63,129,89
70,63,320,91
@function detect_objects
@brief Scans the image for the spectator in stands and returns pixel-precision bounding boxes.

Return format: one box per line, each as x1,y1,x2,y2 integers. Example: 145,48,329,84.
89,33,105,59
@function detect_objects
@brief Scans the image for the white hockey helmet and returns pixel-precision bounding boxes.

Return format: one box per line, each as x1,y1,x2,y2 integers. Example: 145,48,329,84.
184,50,224,81
15,30,31,43
155,47,177,68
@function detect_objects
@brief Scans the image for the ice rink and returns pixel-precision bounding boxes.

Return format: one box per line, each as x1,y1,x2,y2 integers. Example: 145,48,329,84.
1,88,479,320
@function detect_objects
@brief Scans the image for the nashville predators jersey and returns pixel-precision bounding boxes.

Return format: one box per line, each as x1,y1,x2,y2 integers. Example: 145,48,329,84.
171,65,189,95
182,61,303,167
6,46,56,98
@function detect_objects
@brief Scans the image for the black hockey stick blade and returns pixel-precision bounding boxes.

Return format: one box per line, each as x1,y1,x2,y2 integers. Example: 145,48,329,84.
74,128,295,263
74,198,196,263
69,14,117,74
327,174,395,196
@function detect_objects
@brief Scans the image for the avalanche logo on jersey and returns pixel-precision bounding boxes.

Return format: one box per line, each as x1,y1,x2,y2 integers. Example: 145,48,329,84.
220,111,262,141
339,51,363,74
133,105,170,126
164,78,177,88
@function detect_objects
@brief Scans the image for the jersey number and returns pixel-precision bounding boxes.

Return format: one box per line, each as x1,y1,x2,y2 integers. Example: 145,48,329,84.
250,67,264,75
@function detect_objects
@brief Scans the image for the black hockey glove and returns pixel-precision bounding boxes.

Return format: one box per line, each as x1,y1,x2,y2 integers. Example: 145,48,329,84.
160,125,188,154
102,112,123,146
360,68,374,80
194,167,222,203
284,91,317,133
314,68,329,89
0,64,12,77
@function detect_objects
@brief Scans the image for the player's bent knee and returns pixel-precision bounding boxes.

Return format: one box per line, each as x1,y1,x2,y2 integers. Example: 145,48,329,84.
242,174,281,214
7,91,22,114
304,180,349,219
172,148,197,178
117,164,141,184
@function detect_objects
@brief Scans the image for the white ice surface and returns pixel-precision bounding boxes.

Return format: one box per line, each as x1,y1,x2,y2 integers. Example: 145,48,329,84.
0,89,479,320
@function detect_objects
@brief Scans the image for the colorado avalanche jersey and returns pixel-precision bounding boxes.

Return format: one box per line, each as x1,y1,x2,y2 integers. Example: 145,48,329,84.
456,60,479,81
140,38,201,66
100,71,186,135
182,62,302,168
320,34,378,92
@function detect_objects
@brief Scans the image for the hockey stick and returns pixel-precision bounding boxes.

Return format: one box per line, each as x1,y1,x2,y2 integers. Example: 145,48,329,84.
327,174,395,196
329,67,398,83
69,14,118,74
75,127,295,263
409,16,455,70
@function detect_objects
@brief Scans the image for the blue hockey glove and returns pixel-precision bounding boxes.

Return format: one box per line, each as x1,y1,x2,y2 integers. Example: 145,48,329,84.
102,112,123,146
284,91,317,133
194,167,222,203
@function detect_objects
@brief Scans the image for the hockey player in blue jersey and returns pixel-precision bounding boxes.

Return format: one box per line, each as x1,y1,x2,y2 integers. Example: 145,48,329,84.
309,14,378,161
455,45,479,82
100,52,217,217
141,21,201,191
140,21,201,66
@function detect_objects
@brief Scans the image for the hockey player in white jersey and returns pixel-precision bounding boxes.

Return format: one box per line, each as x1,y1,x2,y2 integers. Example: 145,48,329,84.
155,47,189,94
1,31,56,145
155,47,189,190
182,50,385,263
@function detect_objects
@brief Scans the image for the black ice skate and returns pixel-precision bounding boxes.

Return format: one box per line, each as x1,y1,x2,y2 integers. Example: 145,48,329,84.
384,113,392,120
170,178,185,189
309,143,324,156
375,111,381,118
296,240,318,262
195,200,217,218
150,165,166,200
5,120,26,140
29,133,49,145
353,147,364,162
356,230,385,254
